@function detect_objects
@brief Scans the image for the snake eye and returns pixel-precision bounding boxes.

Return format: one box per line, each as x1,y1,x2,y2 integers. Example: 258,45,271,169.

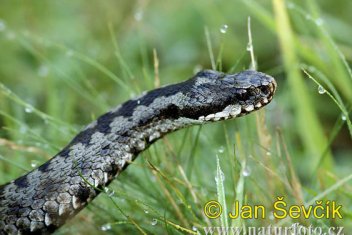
260,86,270,96
235,89,249,101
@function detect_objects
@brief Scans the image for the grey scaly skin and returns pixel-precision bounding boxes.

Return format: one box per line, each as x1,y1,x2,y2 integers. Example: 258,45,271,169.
0,69,276,234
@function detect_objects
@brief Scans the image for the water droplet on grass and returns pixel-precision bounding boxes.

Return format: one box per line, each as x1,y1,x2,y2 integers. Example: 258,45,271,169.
43,117,49,124
134,10,143,21
305,15,312,20
108,190,115,197
101,223,111,231
287,2,294,9
318,85,326,94
192,226,198,231
246,43,252,51
25,106,33,113
144,210,149,214
315,18,324,26
242,166,251,177
19,126,27,133
341,114,347,121
215,170,225,183
220,24,228,34
66,50,74,57
30,160,38,168
38,65,49,77
218,146,225,154
151,218,158,226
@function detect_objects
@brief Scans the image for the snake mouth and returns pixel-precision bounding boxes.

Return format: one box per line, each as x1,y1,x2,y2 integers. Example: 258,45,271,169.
198,75,276,122
239,78,276,115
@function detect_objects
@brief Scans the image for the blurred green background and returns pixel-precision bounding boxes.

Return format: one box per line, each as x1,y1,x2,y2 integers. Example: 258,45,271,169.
0,0,351,234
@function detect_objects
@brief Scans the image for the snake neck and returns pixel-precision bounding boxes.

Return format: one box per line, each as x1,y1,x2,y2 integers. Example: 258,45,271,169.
0,96,197,234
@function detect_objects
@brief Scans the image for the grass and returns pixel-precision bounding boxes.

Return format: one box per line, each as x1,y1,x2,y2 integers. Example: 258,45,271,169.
0,0,351,234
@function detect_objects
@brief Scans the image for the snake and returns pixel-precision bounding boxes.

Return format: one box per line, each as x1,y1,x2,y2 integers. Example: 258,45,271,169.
0,69,276,234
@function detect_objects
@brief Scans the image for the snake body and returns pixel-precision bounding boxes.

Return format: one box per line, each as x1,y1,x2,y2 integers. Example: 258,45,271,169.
0,69,276,234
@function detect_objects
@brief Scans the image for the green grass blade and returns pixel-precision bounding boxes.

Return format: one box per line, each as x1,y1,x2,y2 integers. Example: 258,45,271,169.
273,0,333,171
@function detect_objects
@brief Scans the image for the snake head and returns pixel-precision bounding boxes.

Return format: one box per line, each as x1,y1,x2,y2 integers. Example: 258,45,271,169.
179,69,277,122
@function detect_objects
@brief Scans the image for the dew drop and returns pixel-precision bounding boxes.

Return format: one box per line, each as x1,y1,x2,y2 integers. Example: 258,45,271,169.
315,18,324,26
30,160,38,168
0,19,6,32
278,163,286,173
19,126,27,134
38,65,49,77
305,14,312,20
104,187,110,193
144,210,149,214
25,106,33,113
151,218,158,226
242,166,251,177
215,170,225,183
220,24,228,34
108,190,115,197
308,66,316,73
266,151,272,156
101,223,112,231
341,114,347,121
43,118,49,125
318,85,326,94
134,10,144,21
246,42,253,52
66,50,74,57
287,2,294,9
192,226,198,231
218,146,225,154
